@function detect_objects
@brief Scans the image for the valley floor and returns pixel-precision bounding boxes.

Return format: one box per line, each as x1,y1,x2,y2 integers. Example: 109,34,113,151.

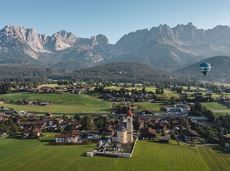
0,93,112,114
0,138,229,171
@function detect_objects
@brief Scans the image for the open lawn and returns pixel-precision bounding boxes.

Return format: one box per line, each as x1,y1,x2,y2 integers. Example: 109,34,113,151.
156,89,180,100
202,102,230,115
182,86,207,92
37,84,59,88
198,146,230,171
105,85,157,92
105,85,180,100
1,139,230,171
134,102,162,112
0,93,112,114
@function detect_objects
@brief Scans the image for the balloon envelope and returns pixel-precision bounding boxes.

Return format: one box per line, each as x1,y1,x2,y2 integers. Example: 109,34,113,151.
199,63,211,76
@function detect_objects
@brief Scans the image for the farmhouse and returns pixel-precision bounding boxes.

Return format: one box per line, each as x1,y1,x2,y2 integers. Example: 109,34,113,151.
99,127,114,137
139,110,153,116
19,119,46,139
181,129,200,143
55,131,81,143
22,127,42,139
165,107,184,115
140,128,157,140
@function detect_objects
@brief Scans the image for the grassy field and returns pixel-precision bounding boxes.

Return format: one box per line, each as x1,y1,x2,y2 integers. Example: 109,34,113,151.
105,85,180,100
182,86,207,92
134,102,162,112
37,84,59,88
0,93,112,114
2,139,230,171
202,102,230,115
198,146,230,171
105,85,156,92
155,89,180,100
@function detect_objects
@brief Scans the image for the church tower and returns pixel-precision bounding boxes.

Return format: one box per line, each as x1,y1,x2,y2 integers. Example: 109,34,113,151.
126,105,134,143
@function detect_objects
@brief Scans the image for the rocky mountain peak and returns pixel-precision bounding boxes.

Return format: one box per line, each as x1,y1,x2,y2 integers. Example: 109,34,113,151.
0,25,49,59
48,30,77,51
95,34,109,45
53,30,75,39
1,25,26,40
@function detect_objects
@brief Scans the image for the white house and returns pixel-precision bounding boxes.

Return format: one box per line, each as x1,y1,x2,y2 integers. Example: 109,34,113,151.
55,133,81,143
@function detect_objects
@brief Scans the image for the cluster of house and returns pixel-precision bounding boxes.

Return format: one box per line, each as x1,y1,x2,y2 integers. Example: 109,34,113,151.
137,115,203,144
0,110,175,144
55,107,135,148
0,113,45,138
103,89,156,102
18,86,57,94
219,96,230,108
0,106,17,115
194,92,213,101
162,103,191,115
0,112,80,139
66,84,93,94
112,102,191,117
16,84,93,95
16,100,50,106
1,92,228,155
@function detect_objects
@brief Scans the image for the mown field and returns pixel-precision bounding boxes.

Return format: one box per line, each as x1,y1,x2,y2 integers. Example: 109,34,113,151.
202,102,230,115
198,146,230,171
0,92,166,115
0,93,112,114
133,102,162,112
1,139,230,171
105,85,179,99
37,84,59,88
105,85,156,92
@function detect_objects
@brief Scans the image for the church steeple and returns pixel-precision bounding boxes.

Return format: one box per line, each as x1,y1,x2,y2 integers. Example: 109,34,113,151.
127,105,133,117
126,105,134,143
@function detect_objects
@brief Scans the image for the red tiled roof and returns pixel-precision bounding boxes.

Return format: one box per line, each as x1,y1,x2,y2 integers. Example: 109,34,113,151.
148,128,157,135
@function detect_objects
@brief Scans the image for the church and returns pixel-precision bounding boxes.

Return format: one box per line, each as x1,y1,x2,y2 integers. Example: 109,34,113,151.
116,105,134,144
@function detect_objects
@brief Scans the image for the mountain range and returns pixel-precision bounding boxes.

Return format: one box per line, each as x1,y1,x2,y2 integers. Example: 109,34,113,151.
1,23,230,74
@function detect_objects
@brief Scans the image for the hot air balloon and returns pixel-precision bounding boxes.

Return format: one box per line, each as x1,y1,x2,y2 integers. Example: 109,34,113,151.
199,63,211,76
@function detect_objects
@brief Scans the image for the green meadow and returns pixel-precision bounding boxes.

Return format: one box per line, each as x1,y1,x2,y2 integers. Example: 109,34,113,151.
0,92,166,115
0,93,112,114
202,102,230,115
0,139,230,171
105,85,157,92
133,102,162,112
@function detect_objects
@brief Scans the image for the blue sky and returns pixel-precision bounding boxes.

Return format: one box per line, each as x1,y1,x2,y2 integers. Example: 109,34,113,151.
1,0,230,43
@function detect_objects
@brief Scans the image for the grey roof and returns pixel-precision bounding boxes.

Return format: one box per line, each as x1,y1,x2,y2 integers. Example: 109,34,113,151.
117,125,127,132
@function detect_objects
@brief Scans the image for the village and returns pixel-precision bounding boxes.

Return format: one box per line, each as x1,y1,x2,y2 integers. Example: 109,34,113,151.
1,81,230,159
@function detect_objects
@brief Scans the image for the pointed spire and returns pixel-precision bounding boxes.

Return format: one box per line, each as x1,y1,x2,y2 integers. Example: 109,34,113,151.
127,105,133,117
